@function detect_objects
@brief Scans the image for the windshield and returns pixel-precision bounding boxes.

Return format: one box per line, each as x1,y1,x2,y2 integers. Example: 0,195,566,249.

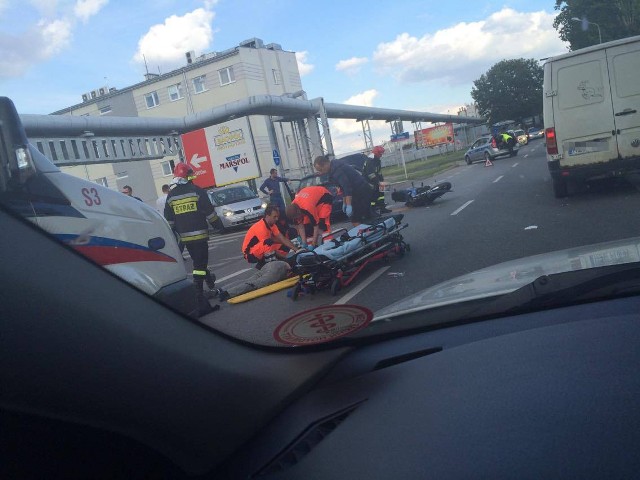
3,2,640,349
209,186,256,205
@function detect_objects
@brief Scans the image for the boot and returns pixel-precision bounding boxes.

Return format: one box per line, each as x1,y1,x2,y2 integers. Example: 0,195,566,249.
195,277,216,316
205,271,217,290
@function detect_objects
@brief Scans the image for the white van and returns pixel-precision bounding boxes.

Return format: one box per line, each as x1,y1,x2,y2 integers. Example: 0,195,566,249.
543,35,640,197
0,97,197,316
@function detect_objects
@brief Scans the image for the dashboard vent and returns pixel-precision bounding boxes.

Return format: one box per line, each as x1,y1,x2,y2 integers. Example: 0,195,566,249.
373,347,443,371
253,401,364,477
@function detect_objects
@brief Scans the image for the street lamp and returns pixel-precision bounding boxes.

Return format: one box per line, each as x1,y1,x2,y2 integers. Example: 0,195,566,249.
571,17,602,44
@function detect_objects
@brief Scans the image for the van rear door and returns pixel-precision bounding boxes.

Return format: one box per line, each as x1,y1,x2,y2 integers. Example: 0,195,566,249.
550,49,617,167
606,41,640,161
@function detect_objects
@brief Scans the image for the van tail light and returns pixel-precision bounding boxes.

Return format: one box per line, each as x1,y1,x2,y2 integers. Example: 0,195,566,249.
545,127,558,155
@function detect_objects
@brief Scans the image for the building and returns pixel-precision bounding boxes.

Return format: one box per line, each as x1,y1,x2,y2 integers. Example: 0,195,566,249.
52,38,305,205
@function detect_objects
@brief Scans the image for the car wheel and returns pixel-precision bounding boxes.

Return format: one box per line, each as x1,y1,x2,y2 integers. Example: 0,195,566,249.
553,178,568,198
214,217,226,233
465,155,472,165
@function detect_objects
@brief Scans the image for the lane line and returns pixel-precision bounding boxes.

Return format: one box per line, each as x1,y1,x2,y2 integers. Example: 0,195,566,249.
513,162,520,166
493,175,504,183
451,200,474,216
334,266,390,305
216,269,253,282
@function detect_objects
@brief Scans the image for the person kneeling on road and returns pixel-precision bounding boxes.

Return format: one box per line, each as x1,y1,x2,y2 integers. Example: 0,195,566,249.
285,185,333,248
242,204,302,267
218,261,290,301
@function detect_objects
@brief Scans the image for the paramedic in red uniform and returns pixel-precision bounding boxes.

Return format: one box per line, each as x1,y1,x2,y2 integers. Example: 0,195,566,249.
285,185,333,248
164,163,219,316
242,204,300,267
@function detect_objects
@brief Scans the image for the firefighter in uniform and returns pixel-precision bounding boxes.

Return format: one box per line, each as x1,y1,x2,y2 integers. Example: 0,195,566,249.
364,146,391,215
164,163,219,316
285,185,333,248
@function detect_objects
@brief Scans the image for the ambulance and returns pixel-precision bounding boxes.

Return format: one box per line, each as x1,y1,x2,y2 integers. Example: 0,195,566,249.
0,97,196,316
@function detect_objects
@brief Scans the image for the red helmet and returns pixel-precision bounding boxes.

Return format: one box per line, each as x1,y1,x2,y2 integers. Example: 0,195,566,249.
372,146,385,156
173,163,192,178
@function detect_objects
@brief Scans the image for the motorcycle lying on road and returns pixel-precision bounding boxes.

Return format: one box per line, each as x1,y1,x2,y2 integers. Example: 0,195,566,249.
391,181,452,207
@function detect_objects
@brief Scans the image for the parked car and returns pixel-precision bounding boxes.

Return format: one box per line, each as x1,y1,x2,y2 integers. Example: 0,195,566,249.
291,173,345,220
464,135,519,164
512,129,529,145
527,127,544,140
207,184,267,231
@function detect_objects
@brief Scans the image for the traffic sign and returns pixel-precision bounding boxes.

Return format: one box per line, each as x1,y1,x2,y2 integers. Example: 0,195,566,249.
390,132,410,142
273,149,281,166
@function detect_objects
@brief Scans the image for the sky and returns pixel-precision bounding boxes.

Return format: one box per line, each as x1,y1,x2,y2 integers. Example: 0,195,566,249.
0,0,568,154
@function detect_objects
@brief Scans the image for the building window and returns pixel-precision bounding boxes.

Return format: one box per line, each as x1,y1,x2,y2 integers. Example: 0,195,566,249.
193,75,207,93
285,135,293,149
168,83,184,101
99,105,112,115
95,177,108,187
218,66,235,86
161,161,173,176
272,69,281,85
145,91,160,109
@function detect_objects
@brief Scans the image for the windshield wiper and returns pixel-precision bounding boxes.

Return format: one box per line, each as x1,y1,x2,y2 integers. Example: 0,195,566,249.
486,262,640,315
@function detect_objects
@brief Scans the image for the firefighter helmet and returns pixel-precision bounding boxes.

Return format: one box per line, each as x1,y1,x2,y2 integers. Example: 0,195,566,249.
372,146,385,156
173,163,192,178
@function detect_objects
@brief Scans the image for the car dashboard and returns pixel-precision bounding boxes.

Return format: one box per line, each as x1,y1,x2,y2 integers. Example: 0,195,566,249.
219,295,640,479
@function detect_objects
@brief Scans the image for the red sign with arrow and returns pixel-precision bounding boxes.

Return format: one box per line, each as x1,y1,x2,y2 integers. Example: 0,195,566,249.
181,129,216,188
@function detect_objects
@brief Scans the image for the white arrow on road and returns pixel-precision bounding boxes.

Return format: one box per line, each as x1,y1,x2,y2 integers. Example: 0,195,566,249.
190,153,207,169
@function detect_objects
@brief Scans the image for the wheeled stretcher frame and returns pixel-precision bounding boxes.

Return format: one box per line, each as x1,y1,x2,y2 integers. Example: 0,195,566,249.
290,215,410,299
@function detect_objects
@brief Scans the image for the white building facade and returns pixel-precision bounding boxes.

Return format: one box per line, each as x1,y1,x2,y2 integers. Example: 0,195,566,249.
53,39,306,205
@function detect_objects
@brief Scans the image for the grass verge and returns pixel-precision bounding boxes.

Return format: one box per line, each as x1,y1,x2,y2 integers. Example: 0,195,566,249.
382,150,465,182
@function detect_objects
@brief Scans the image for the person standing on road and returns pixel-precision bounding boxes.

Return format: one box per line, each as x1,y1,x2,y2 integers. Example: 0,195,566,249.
164,163,219,316
314,155,374,227
364,146,391,215
121,185,143,201
155,184,170,212
260,169,290,215
242,204,300,267
285,185,333,248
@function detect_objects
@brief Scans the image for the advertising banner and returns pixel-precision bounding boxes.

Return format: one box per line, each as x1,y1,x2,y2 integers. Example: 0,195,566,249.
414,123,454,148
181,117,260,189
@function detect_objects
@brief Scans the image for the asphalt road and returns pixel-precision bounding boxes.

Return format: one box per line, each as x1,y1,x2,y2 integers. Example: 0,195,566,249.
190,139,640,345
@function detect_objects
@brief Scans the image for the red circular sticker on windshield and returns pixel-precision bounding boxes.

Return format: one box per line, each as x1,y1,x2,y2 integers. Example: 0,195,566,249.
274,305,373,346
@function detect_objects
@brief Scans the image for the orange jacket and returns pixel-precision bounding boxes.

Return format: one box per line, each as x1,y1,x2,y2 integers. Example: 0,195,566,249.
242,218,283,262
293,186,333,228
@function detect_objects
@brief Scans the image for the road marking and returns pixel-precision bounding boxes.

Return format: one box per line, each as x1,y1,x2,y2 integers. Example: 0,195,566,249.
216,268,253,282
451,200,474,216
513,162,520,166
493,175,504,183
334,266,390,305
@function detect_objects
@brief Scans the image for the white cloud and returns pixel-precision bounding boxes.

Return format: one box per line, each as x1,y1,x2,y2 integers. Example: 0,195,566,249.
336,56,368,75
0,18,73,78
132,8,215,71
373,8,567,84
295,51,314,76
74,0,108,23
39,18,73,56
331,89,380,136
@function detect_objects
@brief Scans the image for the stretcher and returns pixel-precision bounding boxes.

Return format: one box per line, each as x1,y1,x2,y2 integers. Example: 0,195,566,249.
290,214,409,299
227,276,299,304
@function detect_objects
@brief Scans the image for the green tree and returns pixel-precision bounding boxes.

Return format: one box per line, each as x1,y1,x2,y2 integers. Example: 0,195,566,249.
471,59,543,125
553,0,640,50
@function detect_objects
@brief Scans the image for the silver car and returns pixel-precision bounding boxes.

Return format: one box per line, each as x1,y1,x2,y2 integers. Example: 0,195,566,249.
207,185,267,231
464,135,519,165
